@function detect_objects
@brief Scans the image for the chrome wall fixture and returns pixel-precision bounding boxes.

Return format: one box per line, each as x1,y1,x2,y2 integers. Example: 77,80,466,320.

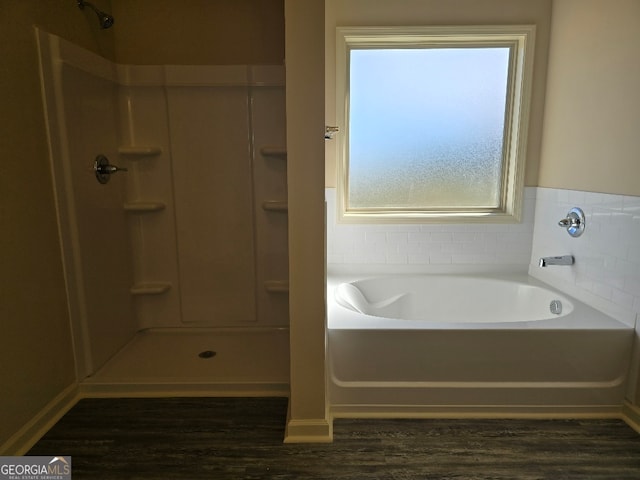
539,255,574,267
77,0,114,29
94,154,127,184
558,207,585,237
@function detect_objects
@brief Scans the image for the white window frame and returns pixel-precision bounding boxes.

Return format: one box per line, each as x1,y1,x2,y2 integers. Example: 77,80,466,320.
336,25,536,223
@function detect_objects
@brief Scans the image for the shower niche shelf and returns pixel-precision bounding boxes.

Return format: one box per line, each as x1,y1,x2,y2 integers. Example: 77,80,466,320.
264,280,289,293
259,146,287,158
130,282,172,296
124,202,166,213
262,201,288,212
118,145,162,157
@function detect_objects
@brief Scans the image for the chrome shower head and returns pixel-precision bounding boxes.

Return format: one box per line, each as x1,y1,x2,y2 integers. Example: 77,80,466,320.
77,0,114,29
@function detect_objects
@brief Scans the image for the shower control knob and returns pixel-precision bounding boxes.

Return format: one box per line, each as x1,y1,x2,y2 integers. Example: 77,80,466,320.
558,207,585,237
94,154,127,184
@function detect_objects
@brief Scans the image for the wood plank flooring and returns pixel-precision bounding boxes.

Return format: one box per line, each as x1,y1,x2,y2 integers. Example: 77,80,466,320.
28,397,640,479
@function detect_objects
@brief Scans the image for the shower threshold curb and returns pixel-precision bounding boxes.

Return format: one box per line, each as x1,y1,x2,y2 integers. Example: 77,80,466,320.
78,381,290,398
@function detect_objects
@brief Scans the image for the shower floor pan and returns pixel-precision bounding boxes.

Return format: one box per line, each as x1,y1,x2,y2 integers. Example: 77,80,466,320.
81,327,290,397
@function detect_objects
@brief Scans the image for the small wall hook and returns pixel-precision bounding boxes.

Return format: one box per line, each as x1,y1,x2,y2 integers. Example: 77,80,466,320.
558,207,585,237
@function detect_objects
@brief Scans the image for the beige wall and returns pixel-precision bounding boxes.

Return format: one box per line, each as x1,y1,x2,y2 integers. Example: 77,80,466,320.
111,0,284,65
325,0,552,188
538,0,640,196
0,0,114,448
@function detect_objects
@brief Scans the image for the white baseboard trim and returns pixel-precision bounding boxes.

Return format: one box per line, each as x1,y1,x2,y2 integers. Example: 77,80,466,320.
0,384,80,455
7,386,637,452
1,382,288,454
622,401,640,433
284,406,333,443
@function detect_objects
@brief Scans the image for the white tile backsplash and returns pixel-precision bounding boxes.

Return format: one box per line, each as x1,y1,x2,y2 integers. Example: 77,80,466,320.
529,187,640,325
326,187,536,271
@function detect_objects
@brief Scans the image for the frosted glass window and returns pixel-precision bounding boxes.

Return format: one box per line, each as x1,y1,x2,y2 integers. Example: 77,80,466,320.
349,48,509,209
336,26,535,222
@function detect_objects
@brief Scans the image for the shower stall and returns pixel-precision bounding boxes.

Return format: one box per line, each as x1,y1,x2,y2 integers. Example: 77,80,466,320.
36,29,290,396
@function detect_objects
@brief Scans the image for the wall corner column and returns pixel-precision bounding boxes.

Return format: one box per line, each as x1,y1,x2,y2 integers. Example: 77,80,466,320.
284,0,332,442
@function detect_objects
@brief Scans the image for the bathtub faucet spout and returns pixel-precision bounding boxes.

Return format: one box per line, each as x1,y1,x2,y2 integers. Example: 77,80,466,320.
539,255,574,267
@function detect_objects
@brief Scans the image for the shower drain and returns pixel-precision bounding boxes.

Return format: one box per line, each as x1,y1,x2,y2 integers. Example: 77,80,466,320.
198,350,217,359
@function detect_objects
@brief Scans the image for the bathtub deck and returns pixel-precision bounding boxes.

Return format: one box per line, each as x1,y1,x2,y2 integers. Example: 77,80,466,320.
29,397,640,479
81,328,290,396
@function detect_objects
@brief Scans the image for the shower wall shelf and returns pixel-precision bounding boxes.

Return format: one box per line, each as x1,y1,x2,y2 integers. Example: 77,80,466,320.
124,202,166,212
130,282,172,296
118,146,162,156
264,280,289,293
262,201,288,212
259,146,287,158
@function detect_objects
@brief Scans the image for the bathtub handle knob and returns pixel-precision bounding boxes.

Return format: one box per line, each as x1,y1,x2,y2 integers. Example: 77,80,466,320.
558,207,585,237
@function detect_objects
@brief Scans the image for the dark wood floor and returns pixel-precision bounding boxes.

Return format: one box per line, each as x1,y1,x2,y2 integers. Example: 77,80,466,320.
29,397,640,479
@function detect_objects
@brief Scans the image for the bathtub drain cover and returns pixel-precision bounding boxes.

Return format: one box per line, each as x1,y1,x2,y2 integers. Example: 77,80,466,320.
198,350,217,359
550,300,562,315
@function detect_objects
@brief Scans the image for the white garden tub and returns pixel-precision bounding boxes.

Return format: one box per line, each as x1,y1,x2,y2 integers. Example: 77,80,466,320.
327,273,634,417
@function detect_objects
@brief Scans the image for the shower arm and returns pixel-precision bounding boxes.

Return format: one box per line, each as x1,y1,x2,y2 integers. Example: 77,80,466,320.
77,0,114,29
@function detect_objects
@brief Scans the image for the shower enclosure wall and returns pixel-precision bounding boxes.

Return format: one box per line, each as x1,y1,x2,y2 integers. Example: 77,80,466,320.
37,29,289,395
